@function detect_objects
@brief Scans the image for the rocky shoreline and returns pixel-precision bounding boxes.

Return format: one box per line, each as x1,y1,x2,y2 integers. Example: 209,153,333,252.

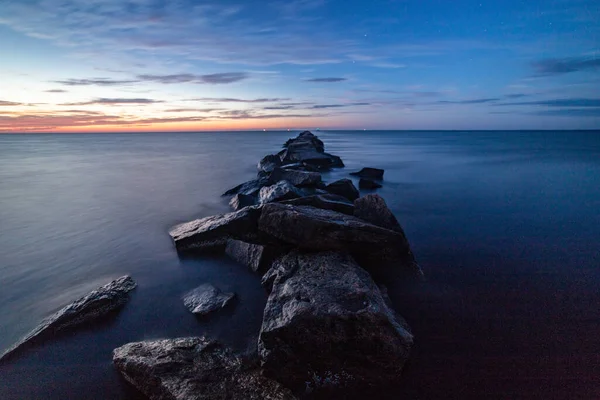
1,131,423,399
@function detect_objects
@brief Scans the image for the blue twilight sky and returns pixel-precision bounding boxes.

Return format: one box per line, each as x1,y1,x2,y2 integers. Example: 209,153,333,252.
0,0,598,131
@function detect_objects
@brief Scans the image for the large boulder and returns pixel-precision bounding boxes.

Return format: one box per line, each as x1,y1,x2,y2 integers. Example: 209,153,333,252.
350,167,384,180
279,131,344,169
113,337,295,400
324,179,360,201
257,203,414,274
182,284,235,316
223,178,269,197
1,276,136,363
280,194,355,215
258,154,282,174
267,167,321,187
225,239,286,275
169,206,264,253
229,193,256,211
258,181,303,204
258,251,413,393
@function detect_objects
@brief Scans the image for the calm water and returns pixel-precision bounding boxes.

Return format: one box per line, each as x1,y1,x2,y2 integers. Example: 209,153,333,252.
0,131,599,399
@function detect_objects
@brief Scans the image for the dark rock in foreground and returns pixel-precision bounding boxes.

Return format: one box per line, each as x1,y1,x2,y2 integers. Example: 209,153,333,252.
1,276,136,363
169,206,264,253
350,167,384,180
113,337,295,400
280,194,355,215
259,251,413,393
259,180,303,204
324,179,360,201
229,193,256,211
358,178,382,189
182,284,235,316
225,239,285,275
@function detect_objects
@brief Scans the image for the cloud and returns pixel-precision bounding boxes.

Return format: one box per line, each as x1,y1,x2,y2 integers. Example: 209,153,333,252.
263,106,296,110
44,89,68,93
437,98,500,104
54,78,138,86
532,56,600,76
504,93,528,99
62,98,163,106
138,72,248,84
187,97,291,103
164,108,223,113
311,102,370,109
496,98,600,107
0,100,23,106
531,108,600,117
305,78,347,83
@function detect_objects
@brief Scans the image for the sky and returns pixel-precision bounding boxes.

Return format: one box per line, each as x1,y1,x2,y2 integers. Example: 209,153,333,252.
0,0,599,132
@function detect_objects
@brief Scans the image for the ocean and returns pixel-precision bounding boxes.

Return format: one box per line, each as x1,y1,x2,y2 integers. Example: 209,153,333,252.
0,131,599,399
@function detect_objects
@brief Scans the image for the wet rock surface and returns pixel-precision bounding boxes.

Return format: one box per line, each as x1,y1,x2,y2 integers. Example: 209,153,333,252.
358,178,382,189
324,179,360,201
182,283,235,316
350,167,384,180
225,239,286,275
280,194,355,215
113,337,296,400
258,251,413,393
1,276,136,363
230,193,256,211
259,180,303,204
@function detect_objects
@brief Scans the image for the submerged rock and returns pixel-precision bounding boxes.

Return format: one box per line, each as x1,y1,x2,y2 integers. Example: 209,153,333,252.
358,178,382,189
324,179,360,201
182,284,235,316
225,239,286,275
229,193,256,211
1,276,136,363
280,194,355,215
113,337,295,400
169,206,264,253
267,167,322,187
350,167,384,180
259,180,303,204
258,251,413,393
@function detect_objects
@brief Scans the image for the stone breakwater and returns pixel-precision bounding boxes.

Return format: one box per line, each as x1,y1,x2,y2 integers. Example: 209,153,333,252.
0,131,423,399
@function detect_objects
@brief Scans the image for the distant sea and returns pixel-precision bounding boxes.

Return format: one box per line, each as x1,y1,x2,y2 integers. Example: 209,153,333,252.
0,131,599,399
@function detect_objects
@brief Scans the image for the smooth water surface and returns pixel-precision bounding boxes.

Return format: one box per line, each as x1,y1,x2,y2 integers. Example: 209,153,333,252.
0,131,599,399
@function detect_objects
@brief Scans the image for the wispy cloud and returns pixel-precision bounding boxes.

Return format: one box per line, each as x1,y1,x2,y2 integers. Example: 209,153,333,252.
312,102,370,109
62,98,163,106
44,89,68,93
305,77,347,83
496,98,600,107
532,56,600,76
138,72,248,84
437,98,500,105
164,108,223,113
187,97,291,103
55,78,138,86
0,100,23,106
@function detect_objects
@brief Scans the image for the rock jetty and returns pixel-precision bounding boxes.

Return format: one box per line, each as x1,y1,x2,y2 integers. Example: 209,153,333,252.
115,131,422,399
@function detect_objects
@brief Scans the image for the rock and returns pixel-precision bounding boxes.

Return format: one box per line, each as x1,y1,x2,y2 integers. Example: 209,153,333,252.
358,178,382,189
281,163,321,173
0,276,136,363
258,180,303,204
350,167,384,180
279,131,344,169
257,203,414,273
324,179,360,201
258,154,282,174
258,251,413,393
267,167,321,187
182,284,235,316
223,178,269,197
354,195,423,279
169,206,264,253
113,337,295,400
229,193,256,211
225,239,286,275
280,194,355,215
